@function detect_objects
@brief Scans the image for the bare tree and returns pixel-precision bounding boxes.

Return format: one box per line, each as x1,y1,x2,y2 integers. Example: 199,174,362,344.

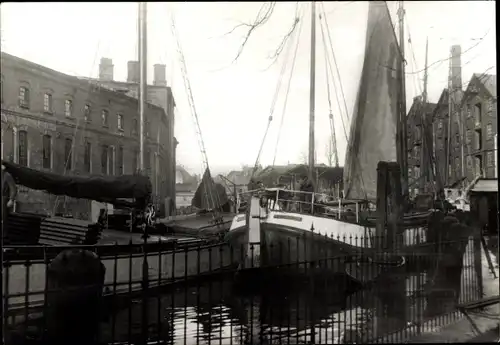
223,2,301,65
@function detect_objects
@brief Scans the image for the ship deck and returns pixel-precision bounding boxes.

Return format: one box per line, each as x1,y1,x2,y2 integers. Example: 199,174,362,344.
159,212,235,237
98,228,202,245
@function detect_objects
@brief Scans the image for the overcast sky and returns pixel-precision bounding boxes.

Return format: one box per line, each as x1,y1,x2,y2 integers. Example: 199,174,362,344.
1,1,496,175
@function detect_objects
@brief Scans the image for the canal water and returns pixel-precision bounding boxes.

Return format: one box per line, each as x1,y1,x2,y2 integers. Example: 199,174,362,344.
98,272,423,345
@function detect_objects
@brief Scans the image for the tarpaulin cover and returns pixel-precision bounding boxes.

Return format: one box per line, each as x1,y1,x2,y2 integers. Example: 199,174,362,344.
191,168,228,211
2,160,152,206
343,1,403,201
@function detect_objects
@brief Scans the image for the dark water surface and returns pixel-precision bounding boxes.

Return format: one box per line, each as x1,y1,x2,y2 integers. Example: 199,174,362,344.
99,273,398,345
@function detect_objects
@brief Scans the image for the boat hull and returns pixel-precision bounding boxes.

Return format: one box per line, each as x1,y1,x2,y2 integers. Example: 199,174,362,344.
226,209,433,283
226,212,386,283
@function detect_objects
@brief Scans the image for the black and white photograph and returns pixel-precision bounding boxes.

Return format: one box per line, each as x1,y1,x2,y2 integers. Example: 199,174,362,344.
1,1,498,344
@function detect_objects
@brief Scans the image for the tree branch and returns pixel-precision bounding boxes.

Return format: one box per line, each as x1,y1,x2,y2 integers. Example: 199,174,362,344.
231,2,277,63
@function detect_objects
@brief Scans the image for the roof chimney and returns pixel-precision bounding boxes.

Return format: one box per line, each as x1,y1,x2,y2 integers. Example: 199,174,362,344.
450,45,462,91
153,64,167,86
127,61,139,83
99,58,114,81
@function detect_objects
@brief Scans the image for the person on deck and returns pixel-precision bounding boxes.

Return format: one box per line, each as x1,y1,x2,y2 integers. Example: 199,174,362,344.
299,176,314,213
2,164,18,240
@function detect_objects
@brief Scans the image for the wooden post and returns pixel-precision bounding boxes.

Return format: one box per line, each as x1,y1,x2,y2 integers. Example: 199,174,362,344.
44,249,105,345
375,161,407,335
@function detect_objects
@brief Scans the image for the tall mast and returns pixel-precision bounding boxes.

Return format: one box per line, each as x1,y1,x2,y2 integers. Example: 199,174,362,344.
445,52,452,186
308,1,316,186
397,1,408,197
138,2,148,173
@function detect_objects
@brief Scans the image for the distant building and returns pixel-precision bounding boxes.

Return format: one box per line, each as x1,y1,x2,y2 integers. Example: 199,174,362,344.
175,165,198,208
406,96,437,196
461,73,497,182
84,58,178,209
0,52,173,218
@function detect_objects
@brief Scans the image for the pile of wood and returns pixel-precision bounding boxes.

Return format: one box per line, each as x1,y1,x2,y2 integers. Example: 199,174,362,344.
39,217,102,246
4,212,45,245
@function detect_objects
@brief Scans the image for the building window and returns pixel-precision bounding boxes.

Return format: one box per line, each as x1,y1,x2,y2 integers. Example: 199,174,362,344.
101,145,109,175
487,101,494,114
414,166,420,179
42,134,52,169
117,146,124,175
486,152,494,167
408,167,413,180
415,126,422,141
84,104,91,122
117,114,124,131
101,110,109,127
474,131,482,151
466,130,472,145
146,121,150,138
132,119,138,135
466,156,473,170
455,132,460,146
109,146,115,175
64,138,73,170
455,157,460,172
474,103,482,125
437,119,443,129
84,141,91,173
43,93,53,113
474,155,482,176
19,87,30,108
486,124,493,140
466,105,472,118
18,130,28,166
65,100,73,117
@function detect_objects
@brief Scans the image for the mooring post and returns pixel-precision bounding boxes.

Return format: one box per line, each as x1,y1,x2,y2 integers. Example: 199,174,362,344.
44,249,105,345
375,161,407,336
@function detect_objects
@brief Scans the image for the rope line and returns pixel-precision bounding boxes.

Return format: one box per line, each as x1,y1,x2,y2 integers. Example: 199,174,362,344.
250,10,298,179
272,8,304,167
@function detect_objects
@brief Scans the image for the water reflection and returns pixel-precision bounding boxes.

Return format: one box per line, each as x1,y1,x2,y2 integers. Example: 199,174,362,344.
100,274,372,344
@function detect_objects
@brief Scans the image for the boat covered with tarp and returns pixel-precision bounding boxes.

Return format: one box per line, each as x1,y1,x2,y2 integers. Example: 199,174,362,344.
2,160,152,209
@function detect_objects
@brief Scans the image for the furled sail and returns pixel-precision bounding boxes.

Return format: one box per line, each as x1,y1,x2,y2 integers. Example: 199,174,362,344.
343,1,403,201
191,168,228,211
2,160,152,208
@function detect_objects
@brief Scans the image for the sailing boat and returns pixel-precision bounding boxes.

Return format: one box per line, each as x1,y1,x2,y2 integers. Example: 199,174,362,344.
225,1,438,280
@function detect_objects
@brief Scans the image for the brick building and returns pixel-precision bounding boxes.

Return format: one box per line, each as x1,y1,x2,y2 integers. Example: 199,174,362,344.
461,73,497,181
0,52,175,218
86,58,178,209
406,96,437,196
432,73,497,189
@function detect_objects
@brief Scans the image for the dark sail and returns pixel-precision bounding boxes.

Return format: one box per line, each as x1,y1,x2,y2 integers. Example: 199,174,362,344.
343,1,403,201
191,168,228,211
2,160,152,207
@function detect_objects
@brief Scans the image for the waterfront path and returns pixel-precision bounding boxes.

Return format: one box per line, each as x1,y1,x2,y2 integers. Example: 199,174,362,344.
407,243,499,343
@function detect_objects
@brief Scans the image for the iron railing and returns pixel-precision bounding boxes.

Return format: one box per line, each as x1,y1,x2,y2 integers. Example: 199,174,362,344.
2,233,483,345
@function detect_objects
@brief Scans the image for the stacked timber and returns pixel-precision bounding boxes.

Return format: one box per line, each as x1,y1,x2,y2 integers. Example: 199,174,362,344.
4,212,45,245
39,217,102,246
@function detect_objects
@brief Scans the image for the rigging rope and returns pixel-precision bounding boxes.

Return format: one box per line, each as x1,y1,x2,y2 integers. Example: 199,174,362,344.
250,14,297,179
319,6,369,201
320,2,351,123
53,40,102,216
272,8,304,167
170,13,222,216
